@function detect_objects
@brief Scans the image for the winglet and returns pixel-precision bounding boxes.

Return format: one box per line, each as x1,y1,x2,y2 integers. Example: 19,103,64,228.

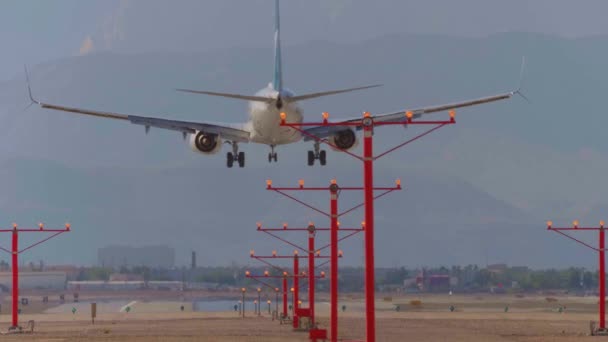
518,56,526,91
513,56,530,103
23,65,40,110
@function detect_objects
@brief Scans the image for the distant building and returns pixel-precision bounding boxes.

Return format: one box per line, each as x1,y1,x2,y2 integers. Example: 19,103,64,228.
403,277,418,288
487,264,508,274
68,280,144,291
0,272,67,290
449,276,459,287
490,284,506,294
148,281,183,291
67,280,184,291
416,269,452,292
98,245,175,269
109,273,144,282
46,265,80,280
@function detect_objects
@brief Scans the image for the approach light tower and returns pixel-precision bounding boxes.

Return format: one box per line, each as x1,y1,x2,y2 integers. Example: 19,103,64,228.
0,222,71,331
547,220,608,335
279,108,454,342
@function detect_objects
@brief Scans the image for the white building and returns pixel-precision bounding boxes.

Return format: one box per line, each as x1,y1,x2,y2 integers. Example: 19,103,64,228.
0,272,67,290
68,281,145,291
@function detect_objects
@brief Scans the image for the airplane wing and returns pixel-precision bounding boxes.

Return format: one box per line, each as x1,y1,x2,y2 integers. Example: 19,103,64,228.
33,101,251,142
301,90,516,140
23,66,250,142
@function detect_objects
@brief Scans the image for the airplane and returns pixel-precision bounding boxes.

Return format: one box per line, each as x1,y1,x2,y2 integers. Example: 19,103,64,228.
26,0,521,168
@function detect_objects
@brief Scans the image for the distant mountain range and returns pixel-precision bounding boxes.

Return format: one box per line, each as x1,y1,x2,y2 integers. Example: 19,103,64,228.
0,32,605,268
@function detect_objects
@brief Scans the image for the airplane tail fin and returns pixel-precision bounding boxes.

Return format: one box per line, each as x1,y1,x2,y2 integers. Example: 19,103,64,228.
175,0,284,103
176,1,381,106
273,0,283,92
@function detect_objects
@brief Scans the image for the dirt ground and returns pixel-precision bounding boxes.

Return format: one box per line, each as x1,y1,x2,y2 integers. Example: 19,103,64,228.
0,293,603,341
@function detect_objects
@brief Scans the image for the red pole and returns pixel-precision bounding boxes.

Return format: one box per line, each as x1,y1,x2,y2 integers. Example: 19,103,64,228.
242,290,245,318
291,286,295,318
601,226,606,330
330,182,339,342
11,227,18,328
363,117,376,342
275,288,279,316
293,255,300,329
258,290,261,316
308,227,315,328
283,276,288,318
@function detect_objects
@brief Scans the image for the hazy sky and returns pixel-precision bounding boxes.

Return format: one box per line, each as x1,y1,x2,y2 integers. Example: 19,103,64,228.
2,1,608,267
3,0,608,81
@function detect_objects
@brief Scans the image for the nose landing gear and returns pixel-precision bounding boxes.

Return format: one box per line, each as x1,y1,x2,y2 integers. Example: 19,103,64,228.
268,145,278,163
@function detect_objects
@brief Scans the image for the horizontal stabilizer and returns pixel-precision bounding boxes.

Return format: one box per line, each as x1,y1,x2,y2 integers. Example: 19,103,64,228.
176,88,274,103
288,84,382,102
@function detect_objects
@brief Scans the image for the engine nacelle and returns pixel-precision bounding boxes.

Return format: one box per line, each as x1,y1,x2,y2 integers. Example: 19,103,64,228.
188,131,222,155
330,129,358,151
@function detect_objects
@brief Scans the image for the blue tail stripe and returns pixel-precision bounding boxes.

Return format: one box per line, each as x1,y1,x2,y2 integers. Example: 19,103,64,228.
273,0,282,91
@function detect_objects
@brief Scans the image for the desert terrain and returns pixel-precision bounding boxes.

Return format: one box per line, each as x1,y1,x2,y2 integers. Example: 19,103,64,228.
0,292,602,341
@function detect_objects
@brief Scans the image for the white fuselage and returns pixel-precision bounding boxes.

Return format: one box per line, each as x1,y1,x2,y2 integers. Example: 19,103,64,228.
245,84,303,145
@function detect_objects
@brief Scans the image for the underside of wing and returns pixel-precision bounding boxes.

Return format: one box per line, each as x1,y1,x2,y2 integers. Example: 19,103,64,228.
36,101,250,143
129,115,250,142
23,63,250,143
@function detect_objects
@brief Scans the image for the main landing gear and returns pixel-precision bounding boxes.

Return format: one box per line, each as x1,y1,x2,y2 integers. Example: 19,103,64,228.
307,141,326,166
227,142,245,168
268,145,278,163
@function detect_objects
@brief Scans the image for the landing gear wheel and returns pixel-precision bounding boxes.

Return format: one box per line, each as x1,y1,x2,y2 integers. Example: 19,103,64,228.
238,152,245,168
307,151,315,166
227,152,234,168
319,150,327,166
268,150,278,163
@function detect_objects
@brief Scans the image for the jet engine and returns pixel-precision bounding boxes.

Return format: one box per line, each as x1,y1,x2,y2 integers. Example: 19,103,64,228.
189,131,222,155
330,129,358,151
